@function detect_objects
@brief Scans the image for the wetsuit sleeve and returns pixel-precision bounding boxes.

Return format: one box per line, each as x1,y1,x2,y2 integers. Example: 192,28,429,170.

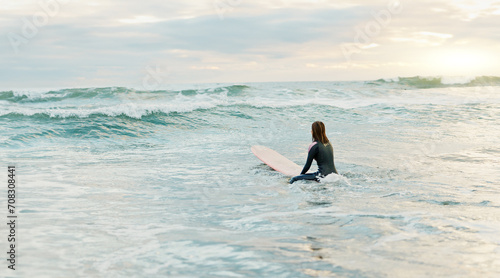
301,144,318,174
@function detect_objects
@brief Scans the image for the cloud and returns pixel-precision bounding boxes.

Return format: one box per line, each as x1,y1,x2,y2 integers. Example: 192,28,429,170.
390,32,453,46
1,0,499,88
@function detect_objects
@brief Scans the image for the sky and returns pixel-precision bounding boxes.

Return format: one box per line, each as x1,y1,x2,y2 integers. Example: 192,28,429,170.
1,0,499,88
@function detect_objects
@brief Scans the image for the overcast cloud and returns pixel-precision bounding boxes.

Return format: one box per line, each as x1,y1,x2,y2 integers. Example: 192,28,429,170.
1,0,499,88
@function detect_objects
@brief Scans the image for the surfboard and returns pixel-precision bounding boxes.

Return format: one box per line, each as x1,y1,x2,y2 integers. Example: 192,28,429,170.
251,145,303,177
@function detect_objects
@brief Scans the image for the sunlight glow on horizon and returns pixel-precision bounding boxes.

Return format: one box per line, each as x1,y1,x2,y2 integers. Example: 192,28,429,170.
425,48,495,76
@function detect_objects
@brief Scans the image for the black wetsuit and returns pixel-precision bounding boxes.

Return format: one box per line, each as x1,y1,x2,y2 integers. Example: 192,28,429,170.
289,140,338,184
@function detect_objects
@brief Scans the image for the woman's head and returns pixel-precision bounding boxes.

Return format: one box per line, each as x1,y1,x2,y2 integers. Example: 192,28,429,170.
311,121,329,144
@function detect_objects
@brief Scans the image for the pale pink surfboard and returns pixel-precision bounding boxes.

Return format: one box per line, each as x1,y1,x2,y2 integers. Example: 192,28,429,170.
251,145,303,177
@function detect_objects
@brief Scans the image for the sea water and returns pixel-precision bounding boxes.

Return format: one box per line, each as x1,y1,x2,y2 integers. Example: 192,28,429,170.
1,77,499,277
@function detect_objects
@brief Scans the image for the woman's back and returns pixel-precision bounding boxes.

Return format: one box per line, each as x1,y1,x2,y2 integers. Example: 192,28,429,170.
311,141,337,175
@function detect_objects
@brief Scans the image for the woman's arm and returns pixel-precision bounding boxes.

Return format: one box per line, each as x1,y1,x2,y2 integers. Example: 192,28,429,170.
301,142,318,174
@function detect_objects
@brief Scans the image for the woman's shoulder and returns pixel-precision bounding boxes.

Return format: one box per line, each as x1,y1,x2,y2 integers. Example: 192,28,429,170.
308,141,318,152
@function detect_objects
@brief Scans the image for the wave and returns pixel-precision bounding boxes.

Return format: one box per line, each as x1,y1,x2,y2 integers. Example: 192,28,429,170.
0,87,127,103
0,97,229,119
0,84,251,103
371,75,500,88
1,79,499,120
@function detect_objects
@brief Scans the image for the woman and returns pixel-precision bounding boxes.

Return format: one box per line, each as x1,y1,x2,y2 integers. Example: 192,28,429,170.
289,121,338,184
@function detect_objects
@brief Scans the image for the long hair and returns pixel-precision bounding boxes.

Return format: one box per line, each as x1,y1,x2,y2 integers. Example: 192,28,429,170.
311,121,329,144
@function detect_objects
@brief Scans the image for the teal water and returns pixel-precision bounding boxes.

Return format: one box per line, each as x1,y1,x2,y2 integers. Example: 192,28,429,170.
1,77,500,277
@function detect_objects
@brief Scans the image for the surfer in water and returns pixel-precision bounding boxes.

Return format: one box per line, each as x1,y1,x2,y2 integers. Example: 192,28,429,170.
289,121,338,184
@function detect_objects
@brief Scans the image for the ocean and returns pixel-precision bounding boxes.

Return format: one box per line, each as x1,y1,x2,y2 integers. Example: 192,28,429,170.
1,76,499,277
